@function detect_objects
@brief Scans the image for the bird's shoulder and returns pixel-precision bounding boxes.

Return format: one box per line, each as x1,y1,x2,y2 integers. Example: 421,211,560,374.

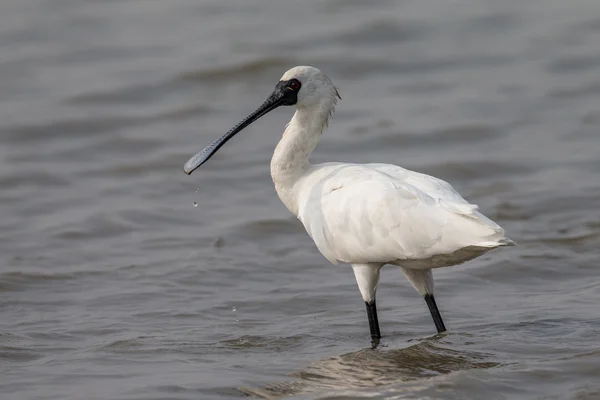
366,164,465,199
306,163,469,203
300,162,480,218
300,163,418,204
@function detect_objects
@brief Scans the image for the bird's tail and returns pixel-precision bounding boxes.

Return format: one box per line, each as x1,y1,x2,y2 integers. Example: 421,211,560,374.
452,209,516,248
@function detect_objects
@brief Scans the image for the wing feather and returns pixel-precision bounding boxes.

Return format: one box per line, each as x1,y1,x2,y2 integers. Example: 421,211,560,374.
297,164,510,265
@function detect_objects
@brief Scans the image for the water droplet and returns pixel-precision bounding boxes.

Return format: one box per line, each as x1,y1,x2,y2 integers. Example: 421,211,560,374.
195,188,199,193
232,306,236,312
193,202,198,207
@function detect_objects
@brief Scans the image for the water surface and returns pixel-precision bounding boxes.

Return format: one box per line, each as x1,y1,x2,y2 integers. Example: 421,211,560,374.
1,0,600,399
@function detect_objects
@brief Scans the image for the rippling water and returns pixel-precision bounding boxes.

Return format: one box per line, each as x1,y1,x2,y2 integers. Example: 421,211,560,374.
1,0,600,399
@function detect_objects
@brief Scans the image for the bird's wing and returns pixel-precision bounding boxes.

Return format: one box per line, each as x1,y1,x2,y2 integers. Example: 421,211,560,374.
368,163,477,214
370,163,509,229
297,164,507,265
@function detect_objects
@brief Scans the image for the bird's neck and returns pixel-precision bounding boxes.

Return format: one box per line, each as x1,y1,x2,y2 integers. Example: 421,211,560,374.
270,105,330,214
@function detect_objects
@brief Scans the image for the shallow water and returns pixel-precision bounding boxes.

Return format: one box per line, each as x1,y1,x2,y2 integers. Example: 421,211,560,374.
1,0,600,399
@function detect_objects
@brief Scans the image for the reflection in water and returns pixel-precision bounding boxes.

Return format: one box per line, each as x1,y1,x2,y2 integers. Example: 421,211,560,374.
240,336,498,399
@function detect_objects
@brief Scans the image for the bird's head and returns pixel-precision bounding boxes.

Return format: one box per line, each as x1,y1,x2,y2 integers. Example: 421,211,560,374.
278,66,341,110
183,66,340,175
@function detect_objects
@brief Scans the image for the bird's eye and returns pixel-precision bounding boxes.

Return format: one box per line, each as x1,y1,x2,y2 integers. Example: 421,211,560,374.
288,79,301,91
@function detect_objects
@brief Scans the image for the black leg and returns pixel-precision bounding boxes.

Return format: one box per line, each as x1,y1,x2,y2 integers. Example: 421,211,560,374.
365,300,381,348
424,294,446,333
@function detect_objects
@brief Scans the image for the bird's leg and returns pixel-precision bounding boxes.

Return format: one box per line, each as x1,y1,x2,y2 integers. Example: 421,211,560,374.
401,267,447,334
352,264,383,347
365,299,381,347
424,293,446,333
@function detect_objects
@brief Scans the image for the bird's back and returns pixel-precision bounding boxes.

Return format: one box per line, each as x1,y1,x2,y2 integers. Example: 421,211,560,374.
295,162,513,267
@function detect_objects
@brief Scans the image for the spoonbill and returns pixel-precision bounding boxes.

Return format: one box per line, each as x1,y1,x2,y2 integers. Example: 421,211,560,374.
184,66,514,346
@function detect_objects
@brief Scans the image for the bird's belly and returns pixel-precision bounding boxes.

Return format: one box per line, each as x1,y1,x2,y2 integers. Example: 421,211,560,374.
389,246,494,269
302,215,500,268
330,240,494,270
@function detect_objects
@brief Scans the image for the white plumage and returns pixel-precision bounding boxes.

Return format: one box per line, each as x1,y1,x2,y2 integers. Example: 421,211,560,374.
295,162,512,267
184,66,514,345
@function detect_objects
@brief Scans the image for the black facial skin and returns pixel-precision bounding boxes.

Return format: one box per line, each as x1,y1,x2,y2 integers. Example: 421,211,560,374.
276,78,302,106
183,78,302,175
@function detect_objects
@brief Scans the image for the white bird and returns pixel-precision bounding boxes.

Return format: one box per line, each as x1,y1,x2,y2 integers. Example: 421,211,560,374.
184,66,514,346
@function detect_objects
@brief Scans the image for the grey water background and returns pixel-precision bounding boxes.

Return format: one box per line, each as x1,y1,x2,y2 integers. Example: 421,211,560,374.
1,0,600,399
